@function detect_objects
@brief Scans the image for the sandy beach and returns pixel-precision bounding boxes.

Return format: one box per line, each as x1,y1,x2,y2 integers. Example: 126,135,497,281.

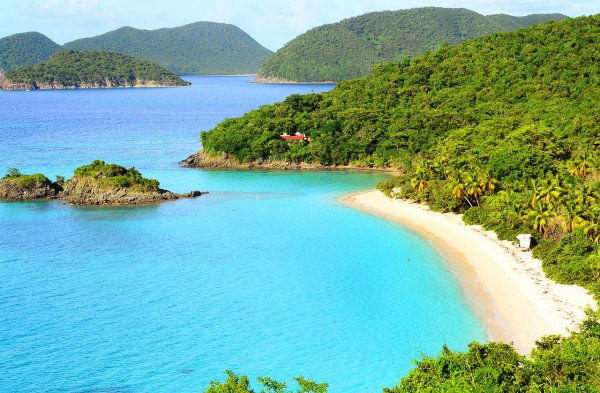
342,190,597,353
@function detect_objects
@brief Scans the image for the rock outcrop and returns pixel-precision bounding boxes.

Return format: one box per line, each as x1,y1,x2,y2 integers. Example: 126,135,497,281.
0,165,206,205
58,176,206,205
181,150,395,172
0,177,62,201
0,79,186,91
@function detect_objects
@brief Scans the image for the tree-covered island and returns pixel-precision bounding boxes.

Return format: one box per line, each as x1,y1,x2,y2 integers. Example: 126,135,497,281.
0,161,203,205
0,50,190,90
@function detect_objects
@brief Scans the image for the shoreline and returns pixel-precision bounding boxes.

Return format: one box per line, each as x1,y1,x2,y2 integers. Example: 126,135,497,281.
181,151,400,173
341,190,597,354
251,75,336,85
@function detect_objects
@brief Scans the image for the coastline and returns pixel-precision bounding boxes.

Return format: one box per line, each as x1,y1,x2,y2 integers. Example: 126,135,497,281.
341,190,597,354
252,75,336,85
181,151,399,173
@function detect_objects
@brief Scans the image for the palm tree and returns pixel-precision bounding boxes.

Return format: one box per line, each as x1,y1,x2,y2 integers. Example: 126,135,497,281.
584,220,600,244
410,168,429,193
558,200,585,232
568,151,593,178
478,171,499,194
449,176,473,207
533,177,564,208
524,203,555,234
463,172,483,206
575,184,598,212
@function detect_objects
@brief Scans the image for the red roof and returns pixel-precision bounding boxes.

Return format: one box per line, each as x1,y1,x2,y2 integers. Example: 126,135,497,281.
280,135,305,140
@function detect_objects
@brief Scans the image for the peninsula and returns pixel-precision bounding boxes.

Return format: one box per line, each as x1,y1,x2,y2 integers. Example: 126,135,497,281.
0,161,204,205
0,50,190,90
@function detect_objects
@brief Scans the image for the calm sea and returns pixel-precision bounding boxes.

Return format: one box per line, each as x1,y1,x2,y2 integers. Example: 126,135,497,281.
0,76,484,392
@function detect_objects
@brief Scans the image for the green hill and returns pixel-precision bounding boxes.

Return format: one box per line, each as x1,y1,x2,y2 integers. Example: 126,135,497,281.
2,50,189,90
63,22,272,75
257,7,568,82
196,14,600,293
0,32,61,71
196,15,600,391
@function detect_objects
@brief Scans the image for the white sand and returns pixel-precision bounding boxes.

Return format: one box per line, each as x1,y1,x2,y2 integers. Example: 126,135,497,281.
341,190,597,353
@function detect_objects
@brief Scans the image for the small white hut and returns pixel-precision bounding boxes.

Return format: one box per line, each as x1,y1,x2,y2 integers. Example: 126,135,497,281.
517,234,532,249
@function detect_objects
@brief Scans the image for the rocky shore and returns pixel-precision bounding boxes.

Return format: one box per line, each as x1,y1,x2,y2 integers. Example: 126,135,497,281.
0,176,62,201
252,75,335,84
0,78,189,91
181,151,397,172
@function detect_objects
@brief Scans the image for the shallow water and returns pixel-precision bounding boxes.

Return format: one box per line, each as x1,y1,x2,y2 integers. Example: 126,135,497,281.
0,76,484,392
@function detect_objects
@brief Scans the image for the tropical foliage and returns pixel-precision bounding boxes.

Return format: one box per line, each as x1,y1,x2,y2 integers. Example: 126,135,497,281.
5,50,189,88
387,310,600,391
258,7,567,82
204,371,328,393
2,168,52,188
72,160,160,192
63,22,272,75
0,32,60,71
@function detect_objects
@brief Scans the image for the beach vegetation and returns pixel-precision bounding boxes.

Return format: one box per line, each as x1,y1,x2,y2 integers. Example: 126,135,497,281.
202,13,600,298
386,309,600,391
204,371,328,393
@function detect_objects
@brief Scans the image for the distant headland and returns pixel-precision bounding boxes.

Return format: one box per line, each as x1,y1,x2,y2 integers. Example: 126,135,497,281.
0,51,190,91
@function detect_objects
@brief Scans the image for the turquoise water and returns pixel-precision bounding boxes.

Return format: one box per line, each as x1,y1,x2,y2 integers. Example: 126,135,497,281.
0,76,485,392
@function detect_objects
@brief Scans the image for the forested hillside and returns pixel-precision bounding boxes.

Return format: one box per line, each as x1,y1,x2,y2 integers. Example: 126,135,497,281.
3,50,189,89
197,14,600,295
198,14,600,391
63,22,272,75
0,32,61,71
257,7,567,82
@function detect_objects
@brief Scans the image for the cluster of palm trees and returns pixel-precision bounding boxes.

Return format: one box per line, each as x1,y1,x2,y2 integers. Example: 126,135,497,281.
525,176,600,243
409,151,600,244
410,156,498,208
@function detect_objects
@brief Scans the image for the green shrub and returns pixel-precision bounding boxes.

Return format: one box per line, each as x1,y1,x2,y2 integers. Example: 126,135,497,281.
72,160,160,192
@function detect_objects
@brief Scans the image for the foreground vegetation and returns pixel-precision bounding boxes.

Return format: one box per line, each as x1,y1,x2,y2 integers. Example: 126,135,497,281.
205,310,600,391
0,32,60,71
63,22,272,75
5,50,189,88
258,7,566,82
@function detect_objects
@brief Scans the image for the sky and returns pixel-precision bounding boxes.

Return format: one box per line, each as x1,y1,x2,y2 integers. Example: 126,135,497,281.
1,0,598,51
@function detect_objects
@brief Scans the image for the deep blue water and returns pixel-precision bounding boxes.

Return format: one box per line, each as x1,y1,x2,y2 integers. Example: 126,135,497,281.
0,76,484,392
